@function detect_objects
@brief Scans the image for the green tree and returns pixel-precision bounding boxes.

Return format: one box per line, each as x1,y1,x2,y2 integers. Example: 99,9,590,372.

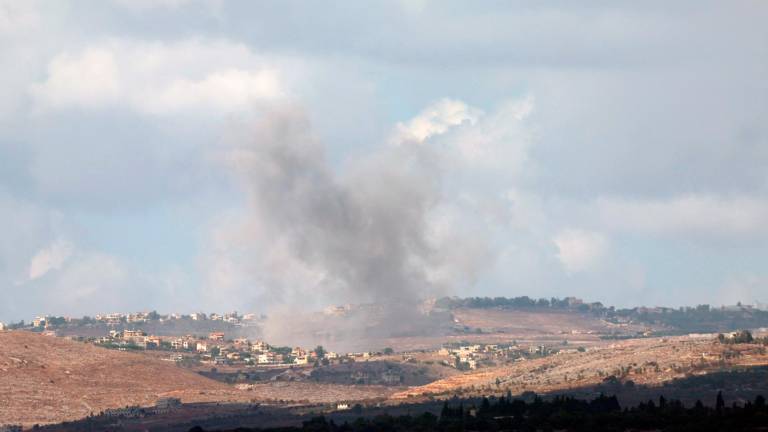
314,345,326,358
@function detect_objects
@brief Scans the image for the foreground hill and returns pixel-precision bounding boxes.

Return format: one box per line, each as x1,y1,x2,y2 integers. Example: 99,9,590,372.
0,331,233,426
392,335,768,400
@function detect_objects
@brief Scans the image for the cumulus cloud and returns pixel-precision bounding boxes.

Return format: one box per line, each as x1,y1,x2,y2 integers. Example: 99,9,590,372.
28,239,73,280
441,96,534,168
553,229,608,273
395,98,481,143
30,39,286,115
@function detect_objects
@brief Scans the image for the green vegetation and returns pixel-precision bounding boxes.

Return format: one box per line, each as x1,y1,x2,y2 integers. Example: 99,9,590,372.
314,345,326,358
718,330,768,345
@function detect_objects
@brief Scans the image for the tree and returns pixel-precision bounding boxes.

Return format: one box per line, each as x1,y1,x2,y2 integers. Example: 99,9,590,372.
314,345,326,358
481,397,491,413
736,330,754,344
755,395,765,408
716,391,725,412
383,347,394,355
351,404,363,414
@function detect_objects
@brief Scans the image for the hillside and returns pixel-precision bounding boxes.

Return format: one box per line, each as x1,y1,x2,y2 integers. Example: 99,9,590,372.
0,331,234,426
392,335,768,400
451,307,648,337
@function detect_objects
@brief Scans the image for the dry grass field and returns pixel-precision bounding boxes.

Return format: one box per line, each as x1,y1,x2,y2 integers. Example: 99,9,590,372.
0,331,240,426
392,335,768,400
0,332,403,427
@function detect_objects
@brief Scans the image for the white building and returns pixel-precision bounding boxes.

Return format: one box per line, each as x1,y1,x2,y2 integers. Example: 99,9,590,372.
257,352,281,364
251,340,270,352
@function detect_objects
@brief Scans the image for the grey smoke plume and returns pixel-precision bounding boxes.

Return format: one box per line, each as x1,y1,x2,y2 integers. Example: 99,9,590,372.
215,106,486,348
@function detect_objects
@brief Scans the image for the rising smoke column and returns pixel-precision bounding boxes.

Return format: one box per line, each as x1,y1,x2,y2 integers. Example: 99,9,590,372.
211,104,487,346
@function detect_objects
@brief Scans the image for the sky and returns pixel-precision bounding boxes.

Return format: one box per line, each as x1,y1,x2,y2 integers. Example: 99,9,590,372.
1,1,767,322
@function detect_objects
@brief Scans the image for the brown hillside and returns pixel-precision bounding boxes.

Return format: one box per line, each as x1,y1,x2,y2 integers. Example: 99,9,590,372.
392,335,768,400
0,331,233,426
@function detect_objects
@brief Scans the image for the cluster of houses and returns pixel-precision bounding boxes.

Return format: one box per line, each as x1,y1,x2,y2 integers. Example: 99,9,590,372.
438,342,569,370
21,310,261,330
92,311,256,325
89,329,381,367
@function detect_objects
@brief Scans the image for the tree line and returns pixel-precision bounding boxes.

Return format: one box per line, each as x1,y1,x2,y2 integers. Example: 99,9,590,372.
189,391,768,431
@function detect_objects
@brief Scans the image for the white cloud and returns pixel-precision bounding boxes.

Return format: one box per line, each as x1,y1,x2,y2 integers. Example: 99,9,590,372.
0,0,42,37
443,96,534,166
31,47,122,109
30,39,286,115
597,195,768,238
553,229,608,273
28,239,74,280
50,251,128,301
395,98,482,143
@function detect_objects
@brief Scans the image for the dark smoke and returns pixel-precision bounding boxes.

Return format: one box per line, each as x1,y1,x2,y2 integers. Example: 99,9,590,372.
216,106,486,350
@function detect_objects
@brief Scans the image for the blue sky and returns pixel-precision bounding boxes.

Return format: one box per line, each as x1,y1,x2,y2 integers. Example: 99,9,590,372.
1,1,767,321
